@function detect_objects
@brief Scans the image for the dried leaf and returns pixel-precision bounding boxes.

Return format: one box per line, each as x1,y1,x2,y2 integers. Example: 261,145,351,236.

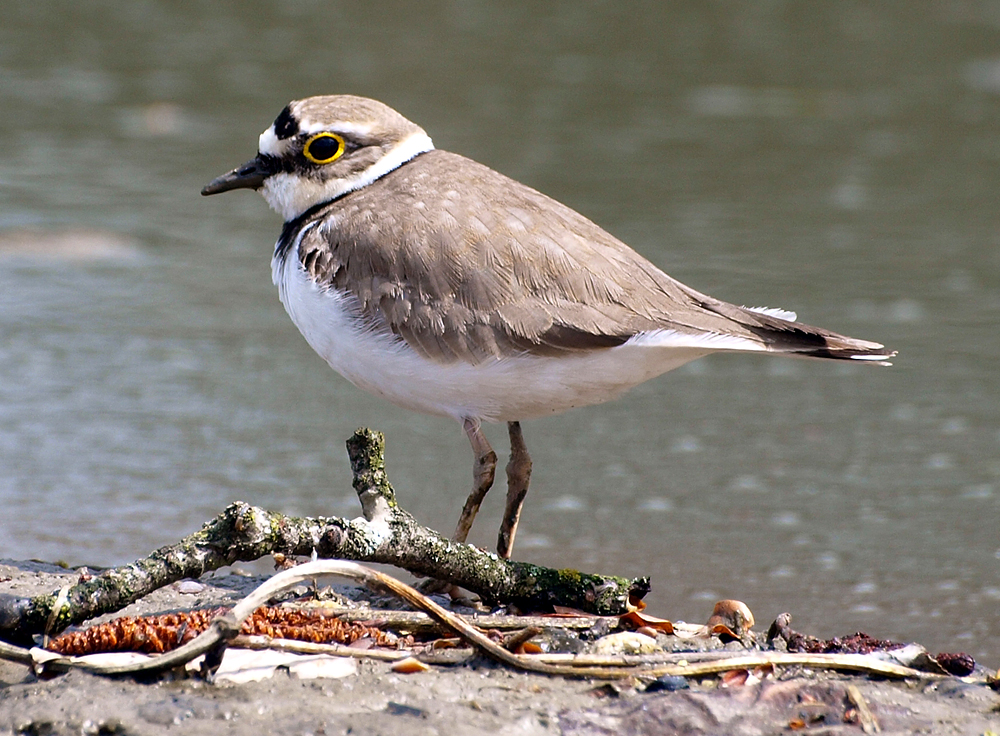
720,668,749,688
390,656,430,674
549,606,591,616
627,595,647,612
752,663,775,679
515,641,543,655
503,626,542,652
710,623,739,641
620,610,674,634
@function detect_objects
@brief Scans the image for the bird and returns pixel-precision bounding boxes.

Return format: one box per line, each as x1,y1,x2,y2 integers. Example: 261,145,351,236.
202,95,895,560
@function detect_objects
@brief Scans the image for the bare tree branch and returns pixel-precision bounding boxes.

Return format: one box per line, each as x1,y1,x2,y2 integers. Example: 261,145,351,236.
0,428,648,647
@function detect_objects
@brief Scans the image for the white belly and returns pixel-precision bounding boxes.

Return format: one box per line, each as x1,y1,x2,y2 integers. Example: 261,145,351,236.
273,251,752,423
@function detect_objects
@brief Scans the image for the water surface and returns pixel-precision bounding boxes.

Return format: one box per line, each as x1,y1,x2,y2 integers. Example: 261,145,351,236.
1,2,998,662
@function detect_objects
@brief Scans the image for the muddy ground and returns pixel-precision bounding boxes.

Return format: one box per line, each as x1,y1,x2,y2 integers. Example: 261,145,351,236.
1,560,998,736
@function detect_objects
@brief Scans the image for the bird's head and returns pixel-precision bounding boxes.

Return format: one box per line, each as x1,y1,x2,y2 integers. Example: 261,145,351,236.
202,95,434,221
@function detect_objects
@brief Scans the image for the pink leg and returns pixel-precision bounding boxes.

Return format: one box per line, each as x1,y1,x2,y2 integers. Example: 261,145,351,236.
497,421,532,559
452,418,498,543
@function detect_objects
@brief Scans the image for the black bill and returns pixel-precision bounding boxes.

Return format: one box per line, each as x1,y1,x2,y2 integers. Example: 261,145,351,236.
201,155,281,195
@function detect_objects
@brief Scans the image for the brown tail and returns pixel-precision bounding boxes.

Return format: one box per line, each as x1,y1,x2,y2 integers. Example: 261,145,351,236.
714,302,896,365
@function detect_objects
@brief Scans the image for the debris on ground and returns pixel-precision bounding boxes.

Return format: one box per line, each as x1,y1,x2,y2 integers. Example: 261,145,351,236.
2,559,998,736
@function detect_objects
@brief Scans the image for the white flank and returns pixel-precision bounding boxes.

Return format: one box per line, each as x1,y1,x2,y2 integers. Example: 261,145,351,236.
273,254,726,422
261,131,435,221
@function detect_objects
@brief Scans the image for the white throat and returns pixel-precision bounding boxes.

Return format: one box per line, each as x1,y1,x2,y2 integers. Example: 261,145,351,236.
260,131,434,222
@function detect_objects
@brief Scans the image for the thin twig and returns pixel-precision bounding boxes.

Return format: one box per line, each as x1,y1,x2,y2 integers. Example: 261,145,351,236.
638,652,930,680
231,635,410,662
847,683,881,734
284,604,602,635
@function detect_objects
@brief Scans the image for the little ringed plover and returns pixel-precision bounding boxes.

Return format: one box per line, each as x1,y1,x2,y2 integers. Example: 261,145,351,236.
203,95,895,559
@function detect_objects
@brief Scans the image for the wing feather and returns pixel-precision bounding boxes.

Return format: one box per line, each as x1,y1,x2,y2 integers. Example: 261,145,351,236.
292,150,893,364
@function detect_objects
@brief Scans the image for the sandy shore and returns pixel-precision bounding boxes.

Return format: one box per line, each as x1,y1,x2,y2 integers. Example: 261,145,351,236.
2,560,998,735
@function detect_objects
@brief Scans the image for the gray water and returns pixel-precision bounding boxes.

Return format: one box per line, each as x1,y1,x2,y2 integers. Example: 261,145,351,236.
1,2,998,663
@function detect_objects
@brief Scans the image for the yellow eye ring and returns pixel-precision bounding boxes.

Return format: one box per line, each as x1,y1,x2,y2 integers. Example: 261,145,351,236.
303,132,346,164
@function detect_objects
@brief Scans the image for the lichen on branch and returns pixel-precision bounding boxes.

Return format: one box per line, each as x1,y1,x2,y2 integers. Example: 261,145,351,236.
0,428,648,647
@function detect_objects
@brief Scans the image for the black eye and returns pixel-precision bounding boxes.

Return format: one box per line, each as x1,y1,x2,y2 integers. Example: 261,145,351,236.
303,133,346,164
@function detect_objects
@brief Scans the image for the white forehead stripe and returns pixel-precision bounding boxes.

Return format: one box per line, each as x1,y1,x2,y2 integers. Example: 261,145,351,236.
298,118,375,138
258,126,286,157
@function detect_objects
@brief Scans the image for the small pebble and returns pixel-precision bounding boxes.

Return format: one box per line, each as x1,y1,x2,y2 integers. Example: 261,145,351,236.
592,631,659,655
646,675,689,693
175,580,205,594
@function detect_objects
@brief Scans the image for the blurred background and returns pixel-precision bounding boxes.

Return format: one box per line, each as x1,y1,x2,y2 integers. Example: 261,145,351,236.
1,2,998,662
